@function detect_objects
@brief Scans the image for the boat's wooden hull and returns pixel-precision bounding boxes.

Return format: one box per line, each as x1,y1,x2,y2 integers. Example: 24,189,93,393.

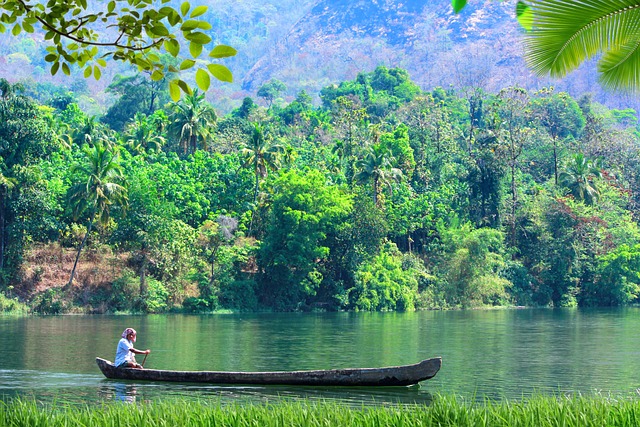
96,357,441,386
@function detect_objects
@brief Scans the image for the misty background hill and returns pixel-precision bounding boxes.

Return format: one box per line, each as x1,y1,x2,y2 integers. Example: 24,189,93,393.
1,0,637,114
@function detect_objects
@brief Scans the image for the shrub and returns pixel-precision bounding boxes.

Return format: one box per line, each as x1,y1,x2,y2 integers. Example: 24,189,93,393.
0,292,28,314
218,279,258,311
109,271,139,312
142,277,169,313
349,241,421,311
182,297,211,313
31,288,64,314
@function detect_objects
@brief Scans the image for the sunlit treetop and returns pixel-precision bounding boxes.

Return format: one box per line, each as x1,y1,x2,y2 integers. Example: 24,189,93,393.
0,0,236,100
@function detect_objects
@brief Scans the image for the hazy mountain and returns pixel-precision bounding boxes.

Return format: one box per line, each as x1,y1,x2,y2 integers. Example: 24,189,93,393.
240,0,637,112
1,0,638,113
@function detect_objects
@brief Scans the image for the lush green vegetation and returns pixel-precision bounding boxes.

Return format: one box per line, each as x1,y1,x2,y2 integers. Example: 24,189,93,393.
3,64,640,313
3,395,640,427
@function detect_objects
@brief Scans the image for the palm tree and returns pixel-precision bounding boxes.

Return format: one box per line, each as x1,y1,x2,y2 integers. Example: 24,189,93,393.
524,1,640,92
558,153,602,205
124,113,166,153
355,144,402,207
168,90,216,155
241,123,284,205
71,115,114,147
66,141,128,288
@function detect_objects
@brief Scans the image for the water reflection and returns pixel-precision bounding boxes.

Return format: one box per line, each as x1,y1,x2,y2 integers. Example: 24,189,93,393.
2,309,640,406
98,382,138,403
94,379,433,407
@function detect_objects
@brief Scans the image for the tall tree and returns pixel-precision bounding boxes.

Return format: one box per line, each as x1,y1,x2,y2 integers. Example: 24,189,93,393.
493,87,533,249
355,144,402,207
67,142,128,288
531,89,585,185
103,73,171,132
257,170,352,310
0,84,55,284
124,112,167,154
559,153,603,205
168,91,216,155
331,96,368,183
257,79,287,108
241,123,283,206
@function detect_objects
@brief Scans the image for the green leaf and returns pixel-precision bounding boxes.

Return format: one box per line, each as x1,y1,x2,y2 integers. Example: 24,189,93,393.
165,39,180,57
169,80,180,101
167,11,181,26
22,22,34,33
195,68,210,91
189,41,203,58
451,0,467,14
180,2,190,16
179,59,196,70
44,53,57,62
151,70,164,81
190,5,207,18
516,2,533,31
62,62,70,76
84,66,92,78
209,45,237,58
181,20,199,31
149,24,169,37
177,79,192,95
11,24,20,36
185,32,211,44
51,62,60,76
207,64,233,83
94,65,101,80
107,1,115,13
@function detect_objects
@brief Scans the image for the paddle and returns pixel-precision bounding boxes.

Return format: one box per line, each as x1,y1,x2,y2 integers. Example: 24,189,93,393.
141,353,148,368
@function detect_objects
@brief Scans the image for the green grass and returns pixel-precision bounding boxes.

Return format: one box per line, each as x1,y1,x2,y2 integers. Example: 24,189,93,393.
3,394,640,426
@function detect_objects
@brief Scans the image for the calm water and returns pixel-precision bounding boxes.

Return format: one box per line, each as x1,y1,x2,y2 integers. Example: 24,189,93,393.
1,308,640,406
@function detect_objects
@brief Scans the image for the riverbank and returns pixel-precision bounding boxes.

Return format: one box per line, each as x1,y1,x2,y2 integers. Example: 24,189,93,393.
2,394,638,427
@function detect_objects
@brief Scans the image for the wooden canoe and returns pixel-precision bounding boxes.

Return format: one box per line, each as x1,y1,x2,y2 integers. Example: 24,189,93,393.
96,357,441,386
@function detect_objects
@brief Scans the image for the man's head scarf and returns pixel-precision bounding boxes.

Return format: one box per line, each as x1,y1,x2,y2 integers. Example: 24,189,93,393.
121,328,136,339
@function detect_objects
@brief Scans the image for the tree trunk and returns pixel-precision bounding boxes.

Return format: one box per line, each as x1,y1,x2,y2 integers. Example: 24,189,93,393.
511,162,517,250
553,137,559,185
209,247,219,286
373,178,379,207
139,250,148,297
0,190,5,271
67,216,94,289
248,165,260,236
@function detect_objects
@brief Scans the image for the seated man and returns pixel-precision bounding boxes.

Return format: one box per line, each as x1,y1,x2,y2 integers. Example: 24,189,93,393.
115,327,150,369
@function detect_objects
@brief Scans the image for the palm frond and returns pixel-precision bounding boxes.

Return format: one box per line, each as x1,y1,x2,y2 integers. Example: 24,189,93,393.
525,0,640,90
599,34,640,90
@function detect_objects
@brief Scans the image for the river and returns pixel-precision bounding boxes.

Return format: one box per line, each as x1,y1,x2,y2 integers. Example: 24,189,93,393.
1,308,639,406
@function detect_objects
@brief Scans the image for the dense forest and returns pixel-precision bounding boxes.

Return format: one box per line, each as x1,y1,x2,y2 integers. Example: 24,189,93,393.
2,65,640,314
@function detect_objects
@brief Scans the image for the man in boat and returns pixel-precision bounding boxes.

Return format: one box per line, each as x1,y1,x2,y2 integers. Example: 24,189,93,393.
115,328,151,369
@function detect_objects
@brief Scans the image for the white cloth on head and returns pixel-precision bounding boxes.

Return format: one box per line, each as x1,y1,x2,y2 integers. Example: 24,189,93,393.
115,338,134,367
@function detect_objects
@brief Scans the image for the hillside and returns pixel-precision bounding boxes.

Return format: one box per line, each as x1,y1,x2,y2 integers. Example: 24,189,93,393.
0,0,638,113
